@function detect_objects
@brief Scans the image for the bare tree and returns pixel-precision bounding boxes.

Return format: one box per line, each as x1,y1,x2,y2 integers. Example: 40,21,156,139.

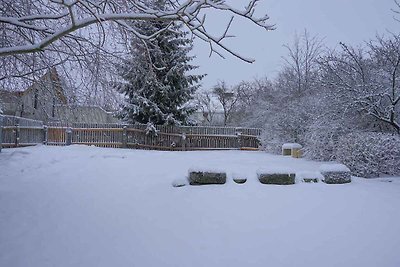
0,0,273,59
282,29,323,95
212,81,239,126
194,90,219,125
367,34,400,133
226,79,266,125
320,34,400,134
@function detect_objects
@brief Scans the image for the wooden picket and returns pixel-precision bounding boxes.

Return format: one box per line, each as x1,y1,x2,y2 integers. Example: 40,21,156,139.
0,116,261,151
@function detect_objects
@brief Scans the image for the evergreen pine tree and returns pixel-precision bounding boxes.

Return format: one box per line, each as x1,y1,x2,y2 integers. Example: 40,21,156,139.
116,1,204,125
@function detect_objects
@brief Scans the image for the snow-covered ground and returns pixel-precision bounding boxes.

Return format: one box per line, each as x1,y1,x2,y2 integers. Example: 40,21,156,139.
1,145,399,267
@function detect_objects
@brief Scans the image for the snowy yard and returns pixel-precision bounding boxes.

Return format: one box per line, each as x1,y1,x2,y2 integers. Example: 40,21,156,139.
1,145,400,267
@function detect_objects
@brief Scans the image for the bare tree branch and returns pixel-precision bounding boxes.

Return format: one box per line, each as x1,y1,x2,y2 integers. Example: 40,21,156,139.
393,0,400,22
0,0,274,59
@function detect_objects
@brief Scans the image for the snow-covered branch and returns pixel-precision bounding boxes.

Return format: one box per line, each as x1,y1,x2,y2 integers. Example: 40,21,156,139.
0,0,274,61
320,34,400,134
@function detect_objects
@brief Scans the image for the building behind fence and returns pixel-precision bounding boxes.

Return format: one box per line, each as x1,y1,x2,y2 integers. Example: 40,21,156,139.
0,115,261,152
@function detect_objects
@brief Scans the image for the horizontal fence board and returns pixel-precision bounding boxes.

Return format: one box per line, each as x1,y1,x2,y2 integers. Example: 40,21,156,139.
73,142,122,147
185,147,240,151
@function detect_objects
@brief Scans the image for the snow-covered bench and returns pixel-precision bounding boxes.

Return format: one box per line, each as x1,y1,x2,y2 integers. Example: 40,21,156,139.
258,170,296,185
188,170,227,185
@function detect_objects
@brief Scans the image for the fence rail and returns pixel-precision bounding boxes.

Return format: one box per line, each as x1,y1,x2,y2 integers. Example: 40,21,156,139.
0,115,261,151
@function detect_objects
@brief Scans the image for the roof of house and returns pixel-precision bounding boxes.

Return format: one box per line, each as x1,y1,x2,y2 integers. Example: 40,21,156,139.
0,68,68,104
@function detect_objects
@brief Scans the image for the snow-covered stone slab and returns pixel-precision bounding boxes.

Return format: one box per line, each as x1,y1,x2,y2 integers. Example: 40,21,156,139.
188,170,226,185
296,171,324,183
319,164,351,184
282,143,303,158
257,170,295,185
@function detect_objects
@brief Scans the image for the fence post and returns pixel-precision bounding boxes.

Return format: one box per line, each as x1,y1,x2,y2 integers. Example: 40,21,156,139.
122,125,127,148
65,127,72,146
181,133,187,151
15,118,20,148
43,125,48,145
235,128,242,149
0,115,3,152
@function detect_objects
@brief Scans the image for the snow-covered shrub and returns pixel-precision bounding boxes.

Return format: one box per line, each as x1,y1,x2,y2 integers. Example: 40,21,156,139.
258,105,310,154
305,129,400,177
259,129,285,154
335,132,400,178
303,124,347,161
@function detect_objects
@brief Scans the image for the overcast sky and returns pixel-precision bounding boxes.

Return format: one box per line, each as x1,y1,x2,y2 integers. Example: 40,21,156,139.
192,0,399,90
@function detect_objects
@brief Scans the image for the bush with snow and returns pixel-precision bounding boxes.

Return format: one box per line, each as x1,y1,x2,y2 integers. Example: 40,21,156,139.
304,130,400,177
335,132,400,178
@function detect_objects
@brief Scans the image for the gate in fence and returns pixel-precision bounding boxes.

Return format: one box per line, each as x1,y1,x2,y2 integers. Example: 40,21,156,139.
0,115,261,151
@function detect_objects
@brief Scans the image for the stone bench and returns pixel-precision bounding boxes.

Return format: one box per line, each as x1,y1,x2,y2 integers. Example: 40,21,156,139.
258,172,295,185
188,170,227,185
319,164,351,184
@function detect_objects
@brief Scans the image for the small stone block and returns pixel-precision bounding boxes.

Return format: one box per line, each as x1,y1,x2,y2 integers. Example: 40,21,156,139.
322,172,351,184
233,178,247,184
189,171,226,185
172,179,187,188
303,178,319,183
319,164,351,184
258,173,295,185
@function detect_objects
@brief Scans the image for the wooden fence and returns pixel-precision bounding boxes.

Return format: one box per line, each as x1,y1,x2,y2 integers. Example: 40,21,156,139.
0,115,261,151
0,116,44,150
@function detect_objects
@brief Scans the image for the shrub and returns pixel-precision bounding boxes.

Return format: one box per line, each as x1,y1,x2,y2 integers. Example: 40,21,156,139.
335,132,400,178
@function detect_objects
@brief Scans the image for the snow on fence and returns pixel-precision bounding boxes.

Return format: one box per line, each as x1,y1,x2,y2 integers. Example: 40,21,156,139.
0,115,261,151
